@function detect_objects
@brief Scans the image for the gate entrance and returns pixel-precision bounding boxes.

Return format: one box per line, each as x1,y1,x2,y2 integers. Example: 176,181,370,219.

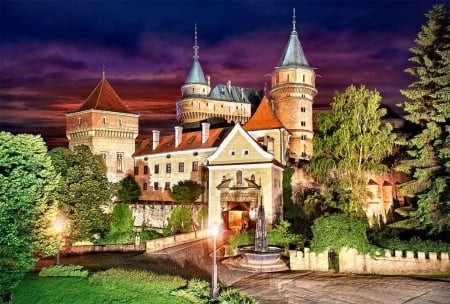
328,251,339,272
223,202,250,231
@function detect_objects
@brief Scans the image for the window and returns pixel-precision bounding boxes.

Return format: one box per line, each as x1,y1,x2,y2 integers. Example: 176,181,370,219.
301,134,307,141
179,162,184,172
143,183,148,191
103,116,107,124
236,170,243,185
286,74,289,82
166,163,171,173
116,153,123,172
119,118,122,126
301,107,306,112
192,161,198,172
165,182,171,190
134,166,139,175
243,149,249,156
154,182,159,190
301,121,306,127
303,74,305,82
144,165,149,175
154,165,159,174
229,150,236,156
100,152,107,165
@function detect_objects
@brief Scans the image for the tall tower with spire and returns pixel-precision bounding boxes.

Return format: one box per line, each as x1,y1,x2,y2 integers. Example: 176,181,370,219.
270,8,317,162
66,73,139,182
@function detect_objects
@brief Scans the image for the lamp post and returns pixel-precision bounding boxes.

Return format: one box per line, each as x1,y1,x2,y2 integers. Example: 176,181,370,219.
54,219,64,265
210,221,219,300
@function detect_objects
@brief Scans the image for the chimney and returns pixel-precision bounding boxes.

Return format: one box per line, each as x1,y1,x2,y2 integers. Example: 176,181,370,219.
207,75,211,87
152,130,160,150
174,126,183,147
201,122,210,144
227,80,231,92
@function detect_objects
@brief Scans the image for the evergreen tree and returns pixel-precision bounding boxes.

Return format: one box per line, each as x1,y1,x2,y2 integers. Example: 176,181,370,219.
306,85,396,216
395,4,450,234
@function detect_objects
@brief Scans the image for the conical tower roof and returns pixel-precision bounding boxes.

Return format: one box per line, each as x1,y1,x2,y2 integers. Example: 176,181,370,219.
277,8,309,67
184,24,207,85
244,97,285,131
77,74,131,113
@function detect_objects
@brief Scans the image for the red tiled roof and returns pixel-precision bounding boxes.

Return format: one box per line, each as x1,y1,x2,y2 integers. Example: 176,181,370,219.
134,127,232,157
77,77,131,113
244,96,285,131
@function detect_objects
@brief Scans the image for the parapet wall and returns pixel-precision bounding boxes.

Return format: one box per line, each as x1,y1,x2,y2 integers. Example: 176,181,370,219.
290,247,450,275
146,230,208,253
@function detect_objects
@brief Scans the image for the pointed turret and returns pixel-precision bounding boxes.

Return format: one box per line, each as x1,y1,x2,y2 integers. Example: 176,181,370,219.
181,24,211,97
277,8,309,67
270,8,317,162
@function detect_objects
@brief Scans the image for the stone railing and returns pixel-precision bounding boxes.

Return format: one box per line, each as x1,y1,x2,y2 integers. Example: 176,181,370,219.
61,244,145,255
146,230,208,253
290,247,450,275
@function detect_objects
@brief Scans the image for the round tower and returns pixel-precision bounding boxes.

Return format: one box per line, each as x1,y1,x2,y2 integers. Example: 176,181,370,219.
270,9,317,162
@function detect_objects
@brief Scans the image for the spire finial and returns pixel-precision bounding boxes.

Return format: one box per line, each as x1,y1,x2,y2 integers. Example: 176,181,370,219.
292,8,296,32
193,23,199,60
102,64,106,79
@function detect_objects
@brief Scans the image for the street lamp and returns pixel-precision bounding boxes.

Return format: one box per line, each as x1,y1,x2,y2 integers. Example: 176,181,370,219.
54,219,64,265
210,221,219,300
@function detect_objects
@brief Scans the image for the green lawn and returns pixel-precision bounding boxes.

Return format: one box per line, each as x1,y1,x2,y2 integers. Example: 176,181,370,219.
12,272,190,304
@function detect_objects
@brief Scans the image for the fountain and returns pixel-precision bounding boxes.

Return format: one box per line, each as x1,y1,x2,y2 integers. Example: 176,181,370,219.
223,201,288,272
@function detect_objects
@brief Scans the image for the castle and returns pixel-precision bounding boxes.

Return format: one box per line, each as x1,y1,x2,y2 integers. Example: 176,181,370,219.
66,10,405,230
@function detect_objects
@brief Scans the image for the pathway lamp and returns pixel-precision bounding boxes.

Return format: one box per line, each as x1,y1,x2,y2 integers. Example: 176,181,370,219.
210,221,219,300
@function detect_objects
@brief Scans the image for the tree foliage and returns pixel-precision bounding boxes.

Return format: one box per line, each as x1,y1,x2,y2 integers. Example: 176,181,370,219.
104,203,134,244
116,174,141,203
306,85,396,216
395,4,450,234
170,180,204,205
49,146,112,242
0,132,59,301
167,205,192,233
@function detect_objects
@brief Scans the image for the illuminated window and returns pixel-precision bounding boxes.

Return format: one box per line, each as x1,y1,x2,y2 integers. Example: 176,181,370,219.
116,153,124,172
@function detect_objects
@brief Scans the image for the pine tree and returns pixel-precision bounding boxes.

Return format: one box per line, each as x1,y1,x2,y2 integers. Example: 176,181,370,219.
395,4,450,234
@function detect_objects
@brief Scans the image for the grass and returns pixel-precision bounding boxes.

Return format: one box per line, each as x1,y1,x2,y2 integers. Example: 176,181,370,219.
13,272,190,304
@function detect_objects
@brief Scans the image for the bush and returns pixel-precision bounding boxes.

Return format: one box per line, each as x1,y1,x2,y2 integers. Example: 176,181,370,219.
39,265,89,277
229,229,254,254
218,288,258,304
372,234,450,253
172,278,210,304
311,213,381,257
267,220,305,252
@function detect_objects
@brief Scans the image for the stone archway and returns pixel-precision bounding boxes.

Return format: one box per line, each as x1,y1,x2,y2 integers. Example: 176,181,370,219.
225,201,250,231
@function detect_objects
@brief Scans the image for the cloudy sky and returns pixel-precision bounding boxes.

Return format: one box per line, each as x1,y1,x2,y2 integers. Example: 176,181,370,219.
0,0,436,147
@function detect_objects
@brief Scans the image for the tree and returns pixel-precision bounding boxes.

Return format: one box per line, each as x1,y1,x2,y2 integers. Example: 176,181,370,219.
49,146,112,242
170,180,204,205
116,174,141,202
306,85,396,216
104,203,134,244
0,132,59,302
395,4,450,234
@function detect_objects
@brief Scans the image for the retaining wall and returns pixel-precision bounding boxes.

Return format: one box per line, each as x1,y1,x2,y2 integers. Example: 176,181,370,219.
290,247,450,275
61,244,145,254
146,230,208,253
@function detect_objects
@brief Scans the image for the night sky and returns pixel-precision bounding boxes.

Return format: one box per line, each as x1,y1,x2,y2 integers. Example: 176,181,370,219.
0,0,438,148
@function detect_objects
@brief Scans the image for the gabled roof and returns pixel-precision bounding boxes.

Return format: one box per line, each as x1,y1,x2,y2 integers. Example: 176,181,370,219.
134,127,232,157
77,76,132,113
277,9,309,68
244,97,285,131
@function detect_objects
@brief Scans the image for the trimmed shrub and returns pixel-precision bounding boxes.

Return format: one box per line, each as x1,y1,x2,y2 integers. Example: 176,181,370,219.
218,288,258,304
172,278,210,304
39,265,89,277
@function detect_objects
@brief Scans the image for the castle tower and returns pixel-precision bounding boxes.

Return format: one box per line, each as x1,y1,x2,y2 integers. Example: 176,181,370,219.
66,72,139,182
270,8,317,162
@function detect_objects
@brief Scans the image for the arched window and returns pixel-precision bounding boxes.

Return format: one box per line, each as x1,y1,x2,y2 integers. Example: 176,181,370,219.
236,170,243,185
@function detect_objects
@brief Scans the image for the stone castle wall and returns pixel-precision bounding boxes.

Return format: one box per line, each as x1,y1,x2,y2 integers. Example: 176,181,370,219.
290,247,450,275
